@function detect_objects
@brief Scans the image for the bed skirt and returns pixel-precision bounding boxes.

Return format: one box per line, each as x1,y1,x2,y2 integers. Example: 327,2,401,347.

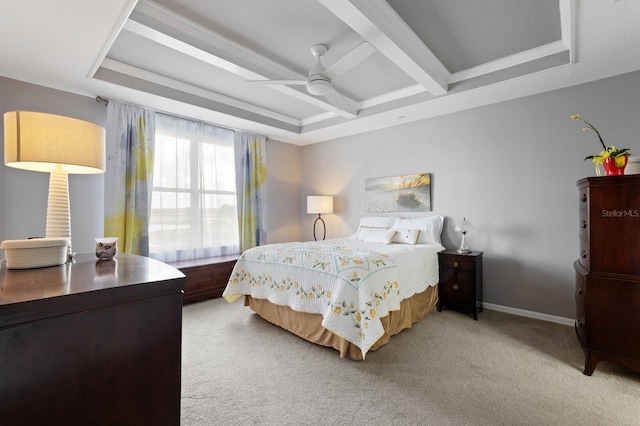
244,285,438,360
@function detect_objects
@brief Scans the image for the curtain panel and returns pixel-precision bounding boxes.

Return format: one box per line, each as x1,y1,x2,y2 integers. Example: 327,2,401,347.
104,101,156,256
234,132,268,251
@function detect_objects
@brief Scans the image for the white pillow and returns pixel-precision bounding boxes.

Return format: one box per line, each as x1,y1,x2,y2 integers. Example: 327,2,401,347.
356,226,388,240
356,216,396,239
359,228,397,244
358,216,395,228
392,229,420,245
393,215,444,245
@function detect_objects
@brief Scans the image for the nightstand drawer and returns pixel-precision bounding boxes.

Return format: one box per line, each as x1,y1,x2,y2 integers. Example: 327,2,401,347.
439,269,474,305
439,256,475,271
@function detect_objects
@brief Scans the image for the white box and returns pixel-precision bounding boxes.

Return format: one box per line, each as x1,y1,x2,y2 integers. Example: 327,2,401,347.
1,238,70,269
625,157,640,175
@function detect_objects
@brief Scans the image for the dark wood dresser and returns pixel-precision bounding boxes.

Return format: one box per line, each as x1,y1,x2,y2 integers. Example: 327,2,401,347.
0,253,185,425
575,175,640,375
437,249,483,320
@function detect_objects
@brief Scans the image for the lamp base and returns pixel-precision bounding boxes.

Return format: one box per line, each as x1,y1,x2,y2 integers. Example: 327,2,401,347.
313,215,326,241
46,168,73,261
457,232,469,254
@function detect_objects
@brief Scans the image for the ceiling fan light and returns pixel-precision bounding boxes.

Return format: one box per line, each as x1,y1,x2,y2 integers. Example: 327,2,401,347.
307,79,332,96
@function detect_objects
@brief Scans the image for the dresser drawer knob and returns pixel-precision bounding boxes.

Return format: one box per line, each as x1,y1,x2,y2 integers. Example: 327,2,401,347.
576,319,584,328
452,283,460,290
577,287,583,295
580,250,587,259
580,193,587,202
453,261,459,268
580,220,587,229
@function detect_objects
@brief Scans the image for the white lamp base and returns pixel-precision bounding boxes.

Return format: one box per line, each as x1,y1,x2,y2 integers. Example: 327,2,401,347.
45,168,73,260
457,232,470,254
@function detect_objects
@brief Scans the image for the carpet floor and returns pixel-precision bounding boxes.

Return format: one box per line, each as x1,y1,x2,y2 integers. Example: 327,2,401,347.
181,297,640,425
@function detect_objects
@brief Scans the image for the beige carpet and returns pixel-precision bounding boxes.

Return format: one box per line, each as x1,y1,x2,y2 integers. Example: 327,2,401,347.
181,298,640,425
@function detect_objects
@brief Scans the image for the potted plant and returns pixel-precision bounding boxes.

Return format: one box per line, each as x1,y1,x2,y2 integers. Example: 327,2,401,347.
571,114,630,176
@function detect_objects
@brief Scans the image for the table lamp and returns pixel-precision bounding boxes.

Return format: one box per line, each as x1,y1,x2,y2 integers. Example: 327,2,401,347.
455,217,473,254
307,195,333,241
4,111,106,261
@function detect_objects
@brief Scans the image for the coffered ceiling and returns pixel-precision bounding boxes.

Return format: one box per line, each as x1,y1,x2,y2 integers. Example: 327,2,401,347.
1,1,640,145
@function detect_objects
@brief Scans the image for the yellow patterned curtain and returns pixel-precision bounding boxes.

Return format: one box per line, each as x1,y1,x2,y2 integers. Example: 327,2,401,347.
104,101,155,255
234,132,267,251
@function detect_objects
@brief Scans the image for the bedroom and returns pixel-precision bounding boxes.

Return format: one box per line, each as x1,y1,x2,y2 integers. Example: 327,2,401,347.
1,0,639,424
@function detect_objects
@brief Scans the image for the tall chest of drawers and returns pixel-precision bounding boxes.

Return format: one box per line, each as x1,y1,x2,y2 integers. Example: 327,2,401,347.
575,175,640,375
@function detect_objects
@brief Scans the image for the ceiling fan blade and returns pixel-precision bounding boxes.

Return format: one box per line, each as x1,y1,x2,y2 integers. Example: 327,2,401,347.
324,41,375,80
245,79,306,86
323,87,350,111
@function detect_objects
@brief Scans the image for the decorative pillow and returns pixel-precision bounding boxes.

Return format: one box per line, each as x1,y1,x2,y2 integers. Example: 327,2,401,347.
392,229,420,245
393,215,444,245
359,228,397,244
356,216,396,239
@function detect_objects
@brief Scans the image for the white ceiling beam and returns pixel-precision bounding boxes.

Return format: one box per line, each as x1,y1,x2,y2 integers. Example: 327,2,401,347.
559,0,577,64
360,84,427,109
319,0,449,96
450,40,570,84
133,0,356,118
100,58,301,126
135,0,301,81
86,0,139,78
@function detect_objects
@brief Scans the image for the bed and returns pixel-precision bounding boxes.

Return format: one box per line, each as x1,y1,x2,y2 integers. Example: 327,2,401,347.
222,215,444,360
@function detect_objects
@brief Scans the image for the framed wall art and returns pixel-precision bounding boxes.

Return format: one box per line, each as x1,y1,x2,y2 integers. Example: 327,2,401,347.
365,173,431,213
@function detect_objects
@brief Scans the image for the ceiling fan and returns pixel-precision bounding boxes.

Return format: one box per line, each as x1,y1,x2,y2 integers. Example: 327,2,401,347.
247,42,375,113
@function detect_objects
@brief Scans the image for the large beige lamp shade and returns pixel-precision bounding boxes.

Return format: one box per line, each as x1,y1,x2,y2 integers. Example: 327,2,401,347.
4,111,106,260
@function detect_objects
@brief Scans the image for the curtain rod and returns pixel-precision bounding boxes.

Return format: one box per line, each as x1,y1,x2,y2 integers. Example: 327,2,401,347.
93,95,269,141
95,96,109,106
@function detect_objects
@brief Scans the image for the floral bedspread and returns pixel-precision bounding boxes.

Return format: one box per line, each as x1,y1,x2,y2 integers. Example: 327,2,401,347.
223,238,442,358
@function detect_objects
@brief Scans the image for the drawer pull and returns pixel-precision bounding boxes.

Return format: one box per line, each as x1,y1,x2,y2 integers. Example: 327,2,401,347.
580,193,587,202
580,250,587,259
453,261,459,268
576,319,584,328
577,287,583,295
580,220,587,229
452,284,460,290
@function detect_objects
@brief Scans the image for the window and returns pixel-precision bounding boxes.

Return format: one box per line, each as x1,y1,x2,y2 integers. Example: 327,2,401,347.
149,113,239,262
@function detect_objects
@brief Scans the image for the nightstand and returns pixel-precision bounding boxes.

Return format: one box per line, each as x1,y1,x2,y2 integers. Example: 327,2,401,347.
437,249,483,320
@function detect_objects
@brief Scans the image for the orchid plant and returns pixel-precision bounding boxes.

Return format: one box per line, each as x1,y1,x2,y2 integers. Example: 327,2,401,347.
571,114,630,175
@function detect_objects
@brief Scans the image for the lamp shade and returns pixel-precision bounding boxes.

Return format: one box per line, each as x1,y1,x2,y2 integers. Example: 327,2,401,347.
4,111,105,174
455,218,473,234
307,195,333,214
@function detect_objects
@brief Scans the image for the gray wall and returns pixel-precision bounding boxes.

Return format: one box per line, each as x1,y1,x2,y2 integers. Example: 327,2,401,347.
300,70,640,320
265,139,302,244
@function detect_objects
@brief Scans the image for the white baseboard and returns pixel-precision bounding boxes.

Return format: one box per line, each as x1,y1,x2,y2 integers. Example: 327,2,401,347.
483,303,575,327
